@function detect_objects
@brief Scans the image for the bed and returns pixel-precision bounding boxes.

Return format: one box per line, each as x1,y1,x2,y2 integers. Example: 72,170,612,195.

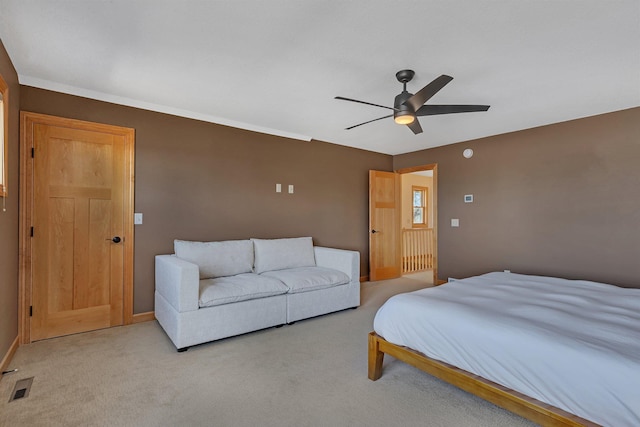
370,272,640,427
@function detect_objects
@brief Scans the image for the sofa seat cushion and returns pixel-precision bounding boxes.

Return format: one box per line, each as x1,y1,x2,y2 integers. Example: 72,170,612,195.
261,266,350,294
199,273,288,308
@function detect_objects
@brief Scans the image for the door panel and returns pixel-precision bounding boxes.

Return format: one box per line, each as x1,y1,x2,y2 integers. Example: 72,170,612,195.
48,197,75,312
88,199,112,308
30,118,130,341
369,170,401,281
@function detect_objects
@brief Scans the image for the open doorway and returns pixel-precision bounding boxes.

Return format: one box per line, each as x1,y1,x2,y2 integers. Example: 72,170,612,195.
399,169,435,284
368,164,438,285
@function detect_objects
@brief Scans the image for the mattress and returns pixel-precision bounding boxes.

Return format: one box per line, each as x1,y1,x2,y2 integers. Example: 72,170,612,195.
373,272,640,427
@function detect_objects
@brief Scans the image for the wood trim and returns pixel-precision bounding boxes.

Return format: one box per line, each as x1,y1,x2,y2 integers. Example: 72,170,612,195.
122,125,135,325
131,311,155,324
368,332,599,427
360,275,369,283
19,112,135,344
19,112,33,344
0,336,19,374
410,185,428,228
432,165,438,283
0,73,8,197
396,164,438,174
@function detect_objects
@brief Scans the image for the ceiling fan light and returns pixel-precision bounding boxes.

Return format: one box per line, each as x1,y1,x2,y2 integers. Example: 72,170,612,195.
394,113,415,125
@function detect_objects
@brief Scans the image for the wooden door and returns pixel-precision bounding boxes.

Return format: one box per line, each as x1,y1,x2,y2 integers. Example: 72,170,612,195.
369,170,401,281
25,113,134,341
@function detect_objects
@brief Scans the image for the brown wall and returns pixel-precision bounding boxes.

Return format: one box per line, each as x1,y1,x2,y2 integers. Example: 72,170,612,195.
20,86,393,312
395,107,640,288
0,40,20,358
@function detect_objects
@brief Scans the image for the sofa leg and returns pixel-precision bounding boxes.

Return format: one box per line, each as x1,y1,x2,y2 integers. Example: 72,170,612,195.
177,347,190,353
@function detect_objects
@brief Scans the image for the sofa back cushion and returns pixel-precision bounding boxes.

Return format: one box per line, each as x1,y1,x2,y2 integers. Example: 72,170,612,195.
251,237,316,274
174,239,254,279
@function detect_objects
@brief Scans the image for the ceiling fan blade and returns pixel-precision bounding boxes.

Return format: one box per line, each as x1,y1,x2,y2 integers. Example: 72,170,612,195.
405,75,453,112
335,96,398,111
416,104,490,116
407,119,423,135
345,114,393,130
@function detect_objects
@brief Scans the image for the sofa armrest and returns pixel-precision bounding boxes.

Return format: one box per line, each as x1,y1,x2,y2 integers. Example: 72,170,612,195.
155,255,199,313
314,247,360,282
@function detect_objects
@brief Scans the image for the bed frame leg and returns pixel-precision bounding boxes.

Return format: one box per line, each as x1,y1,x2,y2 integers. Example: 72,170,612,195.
368,332,384,381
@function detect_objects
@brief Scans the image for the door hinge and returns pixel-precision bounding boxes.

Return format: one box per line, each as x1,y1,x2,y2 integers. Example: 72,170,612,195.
31,147,34,158
29,306,33,317
30,226,34,237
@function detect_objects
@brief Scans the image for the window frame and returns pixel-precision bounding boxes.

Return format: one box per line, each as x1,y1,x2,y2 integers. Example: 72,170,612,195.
0,72,8,197
411,185,428,228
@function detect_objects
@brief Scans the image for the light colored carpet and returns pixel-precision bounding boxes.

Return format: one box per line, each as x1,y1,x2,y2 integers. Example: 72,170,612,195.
0,277,535,427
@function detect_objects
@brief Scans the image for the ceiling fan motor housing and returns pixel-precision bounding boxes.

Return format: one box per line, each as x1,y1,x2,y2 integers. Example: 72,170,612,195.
394,91,415,123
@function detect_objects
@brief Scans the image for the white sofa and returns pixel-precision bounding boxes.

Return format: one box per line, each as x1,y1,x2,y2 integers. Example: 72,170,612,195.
155,237,360,351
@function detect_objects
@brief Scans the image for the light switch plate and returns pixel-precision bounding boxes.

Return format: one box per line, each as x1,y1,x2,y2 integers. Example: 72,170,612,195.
288,185,294,194
451,218,460,227
134,213,143,225
276,183,282,193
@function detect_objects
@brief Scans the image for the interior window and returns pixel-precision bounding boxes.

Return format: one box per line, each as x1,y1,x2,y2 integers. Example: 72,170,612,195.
412,186,428,227
0,73,7,198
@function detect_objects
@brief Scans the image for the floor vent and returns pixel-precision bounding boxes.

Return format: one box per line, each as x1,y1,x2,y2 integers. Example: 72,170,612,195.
8,377,34,403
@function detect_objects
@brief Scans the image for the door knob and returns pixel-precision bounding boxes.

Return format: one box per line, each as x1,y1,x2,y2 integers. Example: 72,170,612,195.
106,236,122,243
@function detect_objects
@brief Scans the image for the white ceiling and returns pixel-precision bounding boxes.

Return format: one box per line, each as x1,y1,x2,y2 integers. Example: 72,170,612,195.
1,1,638,155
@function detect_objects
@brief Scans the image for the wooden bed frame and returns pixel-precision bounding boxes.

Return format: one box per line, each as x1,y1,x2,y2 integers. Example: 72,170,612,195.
368,332,600,427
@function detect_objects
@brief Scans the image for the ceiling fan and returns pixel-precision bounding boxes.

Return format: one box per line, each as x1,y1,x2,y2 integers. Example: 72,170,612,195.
335,70,490,135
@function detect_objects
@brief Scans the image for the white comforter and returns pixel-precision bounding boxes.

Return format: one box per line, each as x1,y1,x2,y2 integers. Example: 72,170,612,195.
373,272,640,427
